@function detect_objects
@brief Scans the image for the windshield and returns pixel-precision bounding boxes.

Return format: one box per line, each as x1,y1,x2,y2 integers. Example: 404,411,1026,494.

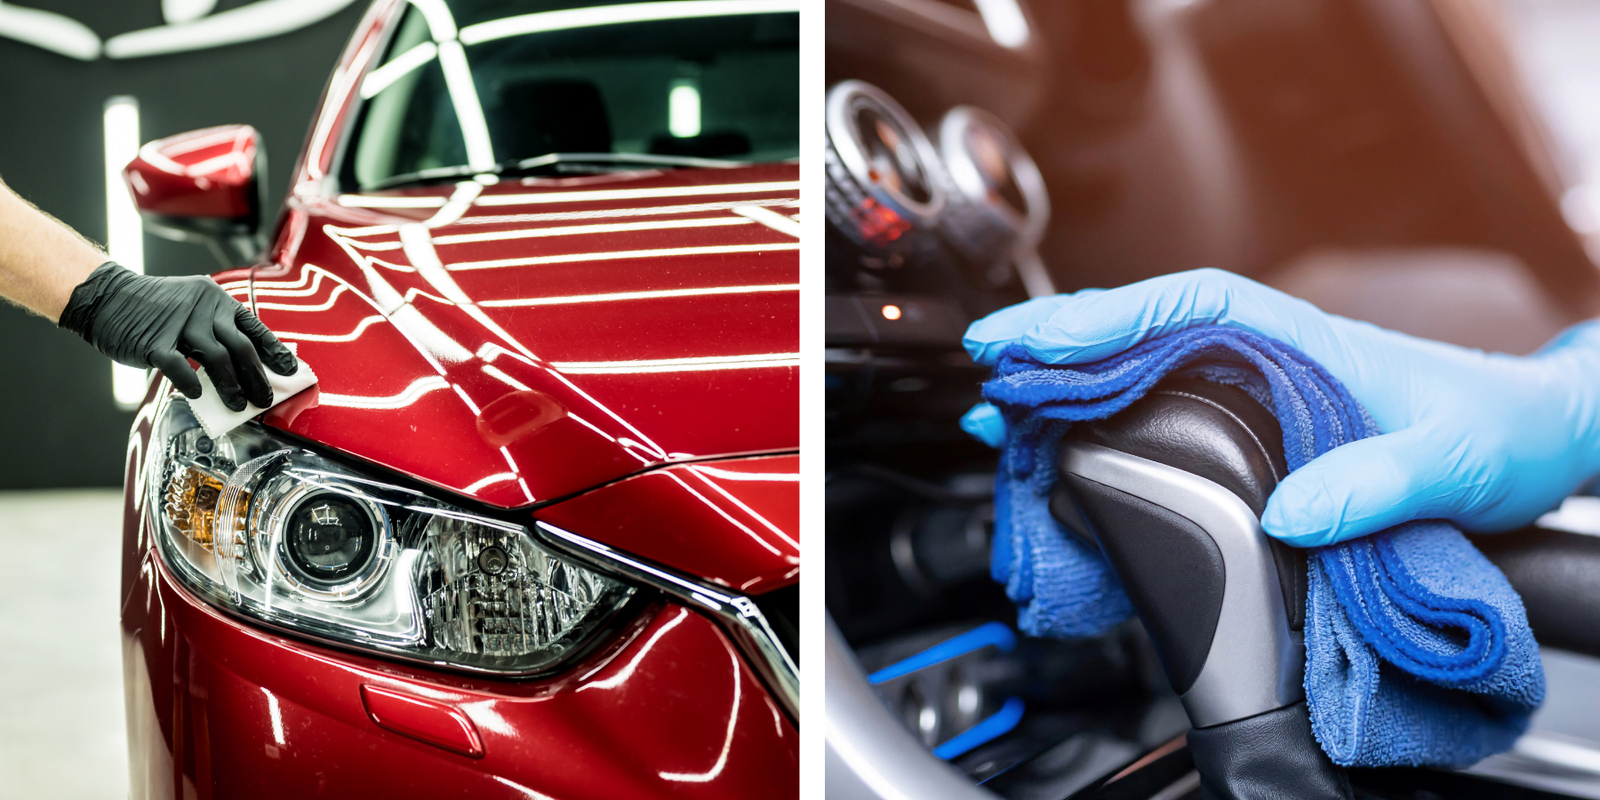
340,0,800,191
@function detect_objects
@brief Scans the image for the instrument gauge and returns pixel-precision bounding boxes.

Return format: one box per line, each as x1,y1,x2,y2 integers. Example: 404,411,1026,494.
936,105,1051,269
825,80,947,260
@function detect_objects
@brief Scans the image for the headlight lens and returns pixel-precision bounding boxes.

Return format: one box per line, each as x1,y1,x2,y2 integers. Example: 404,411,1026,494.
283,494,378,585
144,394,636,673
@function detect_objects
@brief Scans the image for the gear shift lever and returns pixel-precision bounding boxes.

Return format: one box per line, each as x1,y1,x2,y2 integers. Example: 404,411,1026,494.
1053,377,1352,800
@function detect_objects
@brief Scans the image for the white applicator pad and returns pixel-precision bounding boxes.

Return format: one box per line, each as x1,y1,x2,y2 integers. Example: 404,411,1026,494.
188,357,319,439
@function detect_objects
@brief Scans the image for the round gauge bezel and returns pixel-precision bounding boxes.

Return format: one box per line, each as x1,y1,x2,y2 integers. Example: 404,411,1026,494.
826,79,947,225
938,105,1051,247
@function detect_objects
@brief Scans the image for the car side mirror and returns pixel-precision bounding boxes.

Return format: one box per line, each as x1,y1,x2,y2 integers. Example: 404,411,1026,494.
123,124,266,269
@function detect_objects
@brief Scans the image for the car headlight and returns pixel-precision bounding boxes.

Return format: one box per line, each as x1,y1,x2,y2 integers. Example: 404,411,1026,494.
143,393,636,673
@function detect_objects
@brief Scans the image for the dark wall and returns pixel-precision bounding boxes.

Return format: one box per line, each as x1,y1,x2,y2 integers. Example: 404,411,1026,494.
0,0,368,489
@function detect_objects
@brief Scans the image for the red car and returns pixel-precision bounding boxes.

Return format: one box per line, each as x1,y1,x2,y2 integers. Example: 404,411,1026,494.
117,1,799,797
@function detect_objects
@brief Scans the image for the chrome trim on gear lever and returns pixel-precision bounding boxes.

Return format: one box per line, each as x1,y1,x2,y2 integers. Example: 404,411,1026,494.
1061,442,1305,728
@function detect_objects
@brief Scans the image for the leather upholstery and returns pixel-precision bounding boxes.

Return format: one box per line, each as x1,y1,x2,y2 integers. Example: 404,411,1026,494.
1055,378,1306,630
1071,378,1287,515
1471,526,1600,659
1187,702,1353,800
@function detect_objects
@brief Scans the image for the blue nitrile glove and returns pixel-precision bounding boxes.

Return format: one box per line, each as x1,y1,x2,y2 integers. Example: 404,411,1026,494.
961,268,1600,548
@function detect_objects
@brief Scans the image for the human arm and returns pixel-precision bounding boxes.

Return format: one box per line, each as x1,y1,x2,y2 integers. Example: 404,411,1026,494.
0,176,297,411
0,176,103,320
962,268,1600,547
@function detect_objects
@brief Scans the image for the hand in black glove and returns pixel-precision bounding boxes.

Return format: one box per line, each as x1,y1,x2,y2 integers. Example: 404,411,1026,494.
58,261,299,411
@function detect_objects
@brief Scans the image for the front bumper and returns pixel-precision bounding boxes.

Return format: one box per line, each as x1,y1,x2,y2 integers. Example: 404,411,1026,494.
121,547,798,799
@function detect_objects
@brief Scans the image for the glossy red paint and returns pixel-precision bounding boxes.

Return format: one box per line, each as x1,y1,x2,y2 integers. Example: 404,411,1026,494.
120,2,799,796
124,125,260,220
121,546,797,799
249,164,800,509
360,685,485,758
533,454,799,594
233,7,797,511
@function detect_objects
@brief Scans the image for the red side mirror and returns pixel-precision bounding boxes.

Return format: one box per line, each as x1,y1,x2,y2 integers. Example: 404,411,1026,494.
123,124,266,266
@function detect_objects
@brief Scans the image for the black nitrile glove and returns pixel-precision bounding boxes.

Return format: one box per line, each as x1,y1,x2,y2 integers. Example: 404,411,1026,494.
59,261,298,412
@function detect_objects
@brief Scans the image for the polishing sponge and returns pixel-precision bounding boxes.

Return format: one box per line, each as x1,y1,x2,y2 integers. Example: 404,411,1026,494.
188,358,319,439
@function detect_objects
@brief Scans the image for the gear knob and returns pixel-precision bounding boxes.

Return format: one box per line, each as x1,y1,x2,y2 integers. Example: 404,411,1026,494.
1053,377,1350,800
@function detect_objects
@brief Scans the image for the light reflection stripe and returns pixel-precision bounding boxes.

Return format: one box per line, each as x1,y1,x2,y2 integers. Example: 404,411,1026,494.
319,376,450,409
251,268,330,297
184,150,248,179
248,270,317,289
408,0,459,41
564,411,617,443
360,40,437,98
489,775,558,800
324,223,400,237
436,40,494,172
369,257,417,272
151,127,239,158
452,242,797,271
474,180,799,207
732,205,799,237
432,216,751,245
252,265,383,319
261,688,286,746
276,315,386,343
657,625,743,782
390,303,474,363
462,303,542,363
461,0,799,45
474,342,668,458
400,224,473,305
340,240,403,251
423,179,484,228
256,284,349,312
659,471,783,557
304,33,373,180
336,191,797,213
338,195,448,208
689,465,800,481
577,607,689,689
395,286,455,307
479,282,797,308
552,353,799,374
683,464,800,549
480,364,529,392
556,360,796,374
456,197,798,226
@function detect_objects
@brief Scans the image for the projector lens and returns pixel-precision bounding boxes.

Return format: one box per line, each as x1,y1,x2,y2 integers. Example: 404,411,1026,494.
285,494,376,585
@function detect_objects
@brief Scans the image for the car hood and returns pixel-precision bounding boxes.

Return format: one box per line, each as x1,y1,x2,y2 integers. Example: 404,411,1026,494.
252,163,798,508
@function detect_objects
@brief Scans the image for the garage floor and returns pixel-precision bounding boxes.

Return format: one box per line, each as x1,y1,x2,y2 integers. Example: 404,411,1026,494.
0,490,127,799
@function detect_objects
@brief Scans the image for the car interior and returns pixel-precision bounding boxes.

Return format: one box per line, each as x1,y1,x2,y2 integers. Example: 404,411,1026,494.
823,0,1600,797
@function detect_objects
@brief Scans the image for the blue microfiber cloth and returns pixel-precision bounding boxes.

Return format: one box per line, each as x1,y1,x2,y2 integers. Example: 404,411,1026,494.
984,325,1543,767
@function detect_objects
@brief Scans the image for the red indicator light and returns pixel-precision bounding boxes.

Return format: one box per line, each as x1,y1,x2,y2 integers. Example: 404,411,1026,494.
881,304,903,321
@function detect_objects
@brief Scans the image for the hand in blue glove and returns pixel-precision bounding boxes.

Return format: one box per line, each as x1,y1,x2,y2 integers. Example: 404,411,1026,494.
962,268,1600,547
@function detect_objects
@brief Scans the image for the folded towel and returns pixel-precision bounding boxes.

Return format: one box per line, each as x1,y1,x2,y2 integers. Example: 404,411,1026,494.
984,326,1543,767
189,350,319,439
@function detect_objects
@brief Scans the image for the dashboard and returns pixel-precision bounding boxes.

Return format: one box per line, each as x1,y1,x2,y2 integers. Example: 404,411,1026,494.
825,0,1600,797
824,2,1183,794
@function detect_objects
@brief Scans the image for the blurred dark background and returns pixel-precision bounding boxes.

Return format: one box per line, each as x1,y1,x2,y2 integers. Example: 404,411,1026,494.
0,0,367,488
